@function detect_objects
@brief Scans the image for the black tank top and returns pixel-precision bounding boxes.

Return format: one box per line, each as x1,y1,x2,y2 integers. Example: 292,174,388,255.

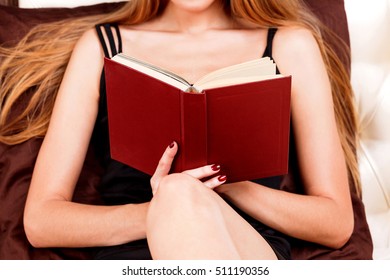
92,24,290,260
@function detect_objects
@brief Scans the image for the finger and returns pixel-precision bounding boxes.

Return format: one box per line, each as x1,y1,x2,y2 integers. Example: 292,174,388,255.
203,174,227,189
151,142,178,187
182,164,221,179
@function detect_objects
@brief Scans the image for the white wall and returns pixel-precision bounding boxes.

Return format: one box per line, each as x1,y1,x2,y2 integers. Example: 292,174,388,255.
345,0,390,260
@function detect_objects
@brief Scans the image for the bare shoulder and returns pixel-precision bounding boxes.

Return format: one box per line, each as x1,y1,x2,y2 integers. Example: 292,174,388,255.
60,27,105,102
64,27,105,88
273,26,319,56
72,27,104,59
271,26,325,77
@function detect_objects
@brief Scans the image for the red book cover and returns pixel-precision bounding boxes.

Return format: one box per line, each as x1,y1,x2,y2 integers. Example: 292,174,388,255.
104,56,291,182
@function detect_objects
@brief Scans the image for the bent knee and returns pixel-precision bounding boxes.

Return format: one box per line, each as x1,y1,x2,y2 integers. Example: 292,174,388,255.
147,174,223,230
156,173,204,196
151,173,217,211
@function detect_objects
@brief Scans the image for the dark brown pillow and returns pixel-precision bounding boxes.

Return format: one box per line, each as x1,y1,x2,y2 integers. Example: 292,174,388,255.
0,2,125,46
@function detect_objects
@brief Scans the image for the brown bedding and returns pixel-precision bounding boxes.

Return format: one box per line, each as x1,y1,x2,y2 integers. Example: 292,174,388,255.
0,0,373,259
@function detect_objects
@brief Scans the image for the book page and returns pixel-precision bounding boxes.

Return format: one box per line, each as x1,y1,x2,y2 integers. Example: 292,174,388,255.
194,58,277,90
111,54,279,92
112,54,192,91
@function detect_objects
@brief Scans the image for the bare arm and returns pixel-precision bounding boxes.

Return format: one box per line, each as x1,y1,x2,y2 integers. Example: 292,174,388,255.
216,27,354,249
24,29,148,248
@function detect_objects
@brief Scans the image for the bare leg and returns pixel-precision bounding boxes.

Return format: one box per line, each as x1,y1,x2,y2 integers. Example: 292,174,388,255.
146,173,277,260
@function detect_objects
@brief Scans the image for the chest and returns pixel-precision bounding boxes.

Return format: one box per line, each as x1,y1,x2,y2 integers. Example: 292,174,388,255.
120,28,267,84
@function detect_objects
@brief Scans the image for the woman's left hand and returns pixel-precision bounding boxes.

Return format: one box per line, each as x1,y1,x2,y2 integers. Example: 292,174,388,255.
150,141,227,195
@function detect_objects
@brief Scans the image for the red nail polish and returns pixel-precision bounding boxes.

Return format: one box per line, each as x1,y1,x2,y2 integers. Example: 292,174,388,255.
218,175,227,182
169,142,175,149
211,164,221,171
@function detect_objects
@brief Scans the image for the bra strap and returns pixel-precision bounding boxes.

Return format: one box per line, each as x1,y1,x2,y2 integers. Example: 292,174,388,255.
95,23,123,58
263,28,278,58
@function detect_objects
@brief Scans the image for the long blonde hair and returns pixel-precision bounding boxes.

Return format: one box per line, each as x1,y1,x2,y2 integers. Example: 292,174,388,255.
0,0,360,196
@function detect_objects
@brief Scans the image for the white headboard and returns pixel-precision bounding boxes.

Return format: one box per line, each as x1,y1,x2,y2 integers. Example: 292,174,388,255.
19,0,122,8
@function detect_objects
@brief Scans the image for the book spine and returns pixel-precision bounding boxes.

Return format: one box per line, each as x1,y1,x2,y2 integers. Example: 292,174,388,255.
178,91,208,171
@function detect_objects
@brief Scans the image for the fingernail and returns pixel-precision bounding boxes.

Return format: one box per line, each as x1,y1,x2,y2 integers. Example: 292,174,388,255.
169,142,175,149
211,164,220,171
218,175,227,182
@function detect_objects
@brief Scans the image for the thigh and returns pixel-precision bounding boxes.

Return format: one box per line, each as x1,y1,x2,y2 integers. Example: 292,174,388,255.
211,191,279,260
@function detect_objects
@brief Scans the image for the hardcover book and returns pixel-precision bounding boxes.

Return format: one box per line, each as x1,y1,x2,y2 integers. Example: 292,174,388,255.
104,54,292,182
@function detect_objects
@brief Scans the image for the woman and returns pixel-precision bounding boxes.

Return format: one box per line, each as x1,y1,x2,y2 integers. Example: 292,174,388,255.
0,0,359,259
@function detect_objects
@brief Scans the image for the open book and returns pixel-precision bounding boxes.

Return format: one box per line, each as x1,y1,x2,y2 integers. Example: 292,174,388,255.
104,54,292,182
111,53,281,92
